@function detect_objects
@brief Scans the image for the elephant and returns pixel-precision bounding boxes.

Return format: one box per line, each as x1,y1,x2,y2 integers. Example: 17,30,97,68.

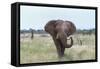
44,20,76,58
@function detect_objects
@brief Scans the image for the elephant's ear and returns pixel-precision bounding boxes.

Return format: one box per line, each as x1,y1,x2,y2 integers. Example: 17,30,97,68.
45,20,57,36
65,20,76,35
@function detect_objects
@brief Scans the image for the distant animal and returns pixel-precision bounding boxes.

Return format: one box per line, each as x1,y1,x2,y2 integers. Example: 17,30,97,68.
44,20,76,58
30,29,34,39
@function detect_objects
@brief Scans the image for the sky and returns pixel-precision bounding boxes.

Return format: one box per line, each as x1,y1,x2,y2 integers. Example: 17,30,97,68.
20,5,95,30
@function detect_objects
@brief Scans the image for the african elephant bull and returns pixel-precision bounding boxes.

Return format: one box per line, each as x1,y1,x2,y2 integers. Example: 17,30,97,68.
44,20,76,58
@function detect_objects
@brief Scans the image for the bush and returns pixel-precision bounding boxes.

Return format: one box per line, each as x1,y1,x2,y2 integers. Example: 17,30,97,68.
40,34,49,37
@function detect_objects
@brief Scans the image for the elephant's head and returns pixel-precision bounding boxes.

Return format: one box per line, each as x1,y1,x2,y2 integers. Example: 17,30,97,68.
45,20,76,48
44,20,76,58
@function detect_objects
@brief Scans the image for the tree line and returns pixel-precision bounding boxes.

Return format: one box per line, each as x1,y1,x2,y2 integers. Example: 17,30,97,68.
76,28,95,35
20,28,95,35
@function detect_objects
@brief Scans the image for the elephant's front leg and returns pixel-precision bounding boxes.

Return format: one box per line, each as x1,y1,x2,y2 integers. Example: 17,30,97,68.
52,37,65,58
58,39,65,57
61,45,65,57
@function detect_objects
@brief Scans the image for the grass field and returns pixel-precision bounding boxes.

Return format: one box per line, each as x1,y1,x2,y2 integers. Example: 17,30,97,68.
20,34,95,64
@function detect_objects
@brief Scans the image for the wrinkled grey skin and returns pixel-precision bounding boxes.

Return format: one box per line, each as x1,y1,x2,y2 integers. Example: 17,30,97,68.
44,20,76,58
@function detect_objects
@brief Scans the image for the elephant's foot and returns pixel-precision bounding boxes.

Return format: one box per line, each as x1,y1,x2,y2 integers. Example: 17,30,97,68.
58,54,65,61
58,51,65,59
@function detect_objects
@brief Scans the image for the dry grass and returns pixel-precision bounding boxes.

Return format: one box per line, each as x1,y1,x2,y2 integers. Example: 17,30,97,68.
20,34,95,64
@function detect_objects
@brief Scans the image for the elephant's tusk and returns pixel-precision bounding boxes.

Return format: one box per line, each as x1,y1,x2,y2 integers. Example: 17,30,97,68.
67,35,73,40
56,34,59,39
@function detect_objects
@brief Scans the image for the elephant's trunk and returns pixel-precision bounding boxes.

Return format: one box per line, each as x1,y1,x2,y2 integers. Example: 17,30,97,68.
65,37,73,48
56,32,73,48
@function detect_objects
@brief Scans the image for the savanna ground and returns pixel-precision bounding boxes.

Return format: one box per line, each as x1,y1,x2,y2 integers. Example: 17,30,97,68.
20,33,95,64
